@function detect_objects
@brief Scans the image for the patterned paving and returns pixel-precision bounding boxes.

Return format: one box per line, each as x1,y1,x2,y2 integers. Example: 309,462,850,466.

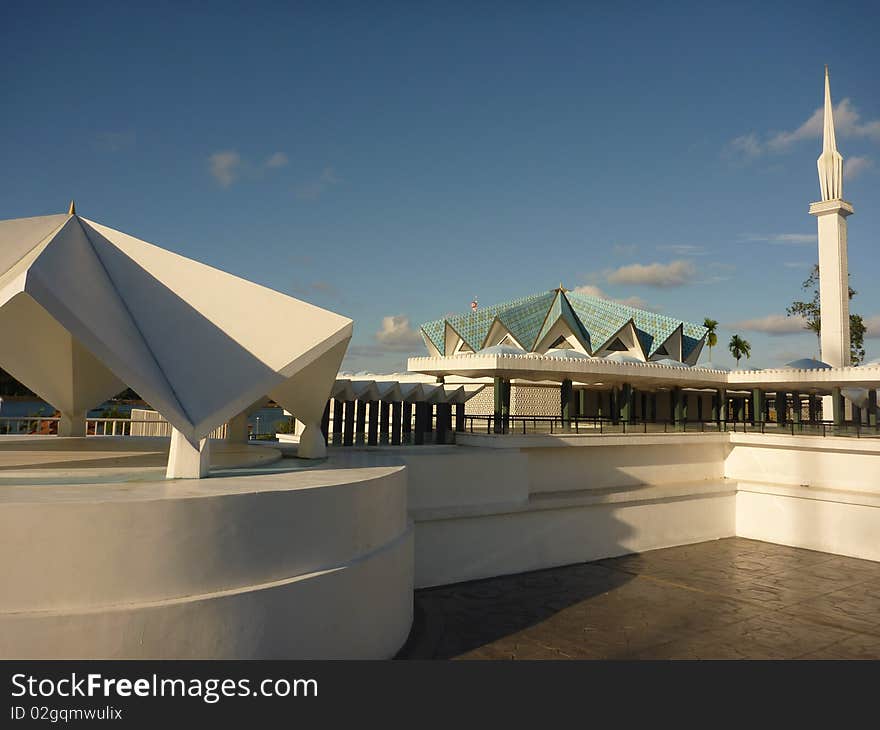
398,538,880,659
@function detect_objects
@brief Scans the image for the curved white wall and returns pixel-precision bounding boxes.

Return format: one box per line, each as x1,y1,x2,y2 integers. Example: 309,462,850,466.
0,459,413,659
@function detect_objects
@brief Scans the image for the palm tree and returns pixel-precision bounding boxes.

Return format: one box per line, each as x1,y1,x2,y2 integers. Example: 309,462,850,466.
728,334,751,368
703,318,718,360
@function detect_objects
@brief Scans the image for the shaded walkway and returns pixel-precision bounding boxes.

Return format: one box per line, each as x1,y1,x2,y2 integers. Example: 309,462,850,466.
398,538,880,659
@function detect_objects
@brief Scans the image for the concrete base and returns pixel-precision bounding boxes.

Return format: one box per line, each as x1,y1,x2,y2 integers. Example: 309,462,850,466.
0,452,413,658
166,428,211,478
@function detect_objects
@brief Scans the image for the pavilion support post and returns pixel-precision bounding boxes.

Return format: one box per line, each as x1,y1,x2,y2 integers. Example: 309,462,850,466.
620,383,633,423
391,402,402,445
751,389,764,425
455,402,466,432
735,396,745,423
578,389,587,420
792,391,801,425
493,377,504,434
711,391,719,422
332,399,343,445
166,428,210,479
852,404,862,426
777,392,787,425
868,390,878,429
611,387,620,425
414,401,428,445
718,389,727,425
681,390,689,425
561,379,573,429
402,402,413,444
502,380,511,433
808,394,818,423
436,402,452,444
320,400,331,444
379,400,390,445
355,400,367,445
672,387,683,429
226,411,249,442
343,400,355,446
832,387,844,427
58,411,86,437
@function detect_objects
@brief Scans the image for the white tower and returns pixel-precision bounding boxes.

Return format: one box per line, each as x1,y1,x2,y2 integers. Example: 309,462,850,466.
809,66,853,368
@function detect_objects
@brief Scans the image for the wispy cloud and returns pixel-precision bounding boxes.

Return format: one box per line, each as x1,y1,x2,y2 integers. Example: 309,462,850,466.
265,152,289,169
605,260,696,288
864,315,880,339
731,314,809,335
374,315,423,351
571,284,655,311
844,156,873,179
295,167,340,201
208,150,242,187
727,98,880,161
611,243,638,257
657,244,707,256
740,233,817,245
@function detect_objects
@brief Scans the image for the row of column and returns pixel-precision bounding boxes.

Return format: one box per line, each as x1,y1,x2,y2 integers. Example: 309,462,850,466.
324,398,466,446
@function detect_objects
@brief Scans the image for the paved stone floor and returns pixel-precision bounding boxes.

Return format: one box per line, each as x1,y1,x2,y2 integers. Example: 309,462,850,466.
397,538,880,659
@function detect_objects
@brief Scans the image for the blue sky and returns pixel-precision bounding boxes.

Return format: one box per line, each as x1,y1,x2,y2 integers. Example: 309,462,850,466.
2,1,879,372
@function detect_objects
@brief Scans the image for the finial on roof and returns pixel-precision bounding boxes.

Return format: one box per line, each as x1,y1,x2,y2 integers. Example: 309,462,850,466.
817,66,843,201
67,200,76,215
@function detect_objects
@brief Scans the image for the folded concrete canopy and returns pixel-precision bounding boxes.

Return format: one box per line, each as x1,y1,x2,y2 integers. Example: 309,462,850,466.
0,203,352,476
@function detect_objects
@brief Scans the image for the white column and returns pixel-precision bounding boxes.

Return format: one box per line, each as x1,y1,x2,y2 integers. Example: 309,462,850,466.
166,428,211,479
810,200,853,369
58,411,86,437
226,411,250,442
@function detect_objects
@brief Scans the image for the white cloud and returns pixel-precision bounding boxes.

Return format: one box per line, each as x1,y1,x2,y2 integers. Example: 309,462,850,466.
740,233,817,244
606,260,696,288
295,167,340,201
209,150,241,187
731,314,810,335
864,315,880,339
571,285,652,311
657,244,706,256
374,315,423,350
265,152,289,169
844,156,873,179
728,98,880,160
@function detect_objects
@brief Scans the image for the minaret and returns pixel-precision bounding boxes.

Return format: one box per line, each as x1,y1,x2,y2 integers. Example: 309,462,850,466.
809,66,853,368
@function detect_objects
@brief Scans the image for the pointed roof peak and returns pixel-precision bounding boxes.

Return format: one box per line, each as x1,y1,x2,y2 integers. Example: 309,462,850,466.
817,66,843,201
67,200,76,215
822,66,837,154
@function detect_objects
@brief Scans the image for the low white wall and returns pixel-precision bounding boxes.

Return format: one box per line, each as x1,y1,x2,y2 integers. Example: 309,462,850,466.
0,458,413,659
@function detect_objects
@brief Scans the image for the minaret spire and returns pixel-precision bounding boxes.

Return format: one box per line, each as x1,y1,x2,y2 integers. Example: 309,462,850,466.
817,65,843,201
67,200,76,215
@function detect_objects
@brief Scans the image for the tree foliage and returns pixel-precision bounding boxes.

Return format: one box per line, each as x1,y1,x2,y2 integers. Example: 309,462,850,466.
728,334,751,367
787,263,864,364
703,318,718,359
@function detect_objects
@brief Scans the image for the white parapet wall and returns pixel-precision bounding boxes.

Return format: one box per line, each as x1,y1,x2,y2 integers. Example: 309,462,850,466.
0,454,413,659
389,431,880,588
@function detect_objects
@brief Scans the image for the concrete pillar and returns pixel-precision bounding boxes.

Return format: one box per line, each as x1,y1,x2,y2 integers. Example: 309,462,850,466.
672,387,683,427
493,377,504,434
332,399,343,445
166,428,210,479
379,401,390,445
792,392,801,425
402,402,412,444
58,411,86,437
620,383,634,423
777,392,787,425
343,400,355,446
320,400,330,444
414,401,428,445
367,400,379,446
355,400,367,445
561,379,573,428
391,402,402,445
436,402,452,444
868,390,878,429
751,389,764,424
226,411,249,442
832,387,844,426
455,402,466,432
578,389,587,419
735,396,745,422
611,387,620,425
498,379,511,434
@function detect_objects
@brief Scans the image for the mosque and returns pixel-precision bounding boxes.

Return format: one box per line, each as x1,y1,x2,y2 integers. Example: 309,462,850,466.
0,68,877,660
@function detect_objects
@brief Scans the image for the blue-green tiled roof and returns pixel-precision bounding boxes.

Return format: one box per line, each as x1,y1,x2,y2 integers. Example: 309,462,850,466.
420,289,707,359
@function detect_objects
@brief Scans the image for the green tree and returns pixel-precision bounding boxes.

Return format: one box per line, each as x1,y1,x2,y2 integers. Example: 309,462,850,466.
728,334,751,368
703,318,718,360
786,263,865,364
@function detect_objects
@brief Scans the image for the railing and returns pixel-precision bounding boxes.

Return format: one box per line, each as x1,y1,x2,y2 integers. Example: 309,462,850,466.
462,415,880,438
0,417,171,437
